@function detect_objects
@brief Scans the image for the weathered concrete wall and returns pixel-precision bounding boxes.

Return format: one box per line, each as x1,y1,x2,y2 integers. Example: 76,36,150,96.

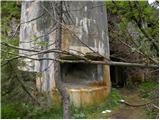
62,1,109,57
19,1,56,92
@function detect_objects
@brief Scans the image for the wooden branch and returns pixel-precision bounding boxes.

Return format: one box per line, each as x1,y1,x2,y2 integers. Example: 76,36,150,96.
1,41,39,52
119,100,153,107
58,60,158,68
20,26,57,44
1,41,91,61
117,38,158,64
109,61,158,68
9,12,46,41
2,48,158,68
152,104,159,109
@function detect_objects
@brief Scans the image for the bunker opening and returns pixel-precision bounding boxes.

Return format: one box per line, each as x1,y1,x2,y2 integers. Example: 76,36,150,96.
61,63,104,87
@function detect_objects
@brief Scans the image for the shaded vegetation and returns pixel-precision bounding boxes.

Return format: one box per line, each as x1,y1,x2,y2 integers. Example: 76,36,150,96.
1,88,121,119
138,81,159,119
2,81,158,119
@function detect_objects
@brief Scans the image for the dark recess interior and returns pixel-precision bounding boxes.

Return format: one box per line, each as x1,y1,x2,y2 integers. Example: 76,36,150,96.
110,56,127,88
60,63,103,86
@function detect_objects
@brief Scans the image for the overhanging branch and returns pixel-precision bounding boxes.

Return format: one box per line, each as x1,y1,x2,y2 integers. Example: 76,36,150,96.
1,41,158,68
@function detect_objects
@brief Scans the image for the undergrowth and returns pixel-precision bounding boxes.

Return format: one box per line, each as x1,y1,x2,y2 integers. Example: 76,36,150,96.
138,81,159,119
2,81,158,119
1,88,121,119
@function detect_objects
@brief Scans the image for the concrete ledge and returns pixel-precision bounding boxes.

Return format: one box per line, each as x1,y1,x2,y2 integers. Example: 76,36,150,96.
68,86,109,107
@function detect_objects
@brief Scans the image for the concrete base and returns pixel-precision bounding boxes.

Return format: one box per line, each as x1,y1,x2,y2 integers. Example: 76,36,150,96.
52,86,110,107
68,86,109,107
52,65,111,107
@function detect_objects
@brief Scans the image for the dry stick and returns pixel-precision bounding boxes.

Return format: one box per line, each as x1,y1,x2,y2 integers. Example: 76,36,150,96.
3,50,159,68
8,61,41,105
119,100,153,107
8,12,56,46
2,41,91,62
20,25,57,44
1,41,39,52
109,61,158,68
9,12,45,40
152,104,159,109
117,38,158,64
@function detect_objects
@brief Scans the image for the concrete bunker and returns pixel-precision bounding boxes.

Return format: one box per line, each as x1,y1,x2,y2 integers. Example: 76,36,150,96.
19,1,111,107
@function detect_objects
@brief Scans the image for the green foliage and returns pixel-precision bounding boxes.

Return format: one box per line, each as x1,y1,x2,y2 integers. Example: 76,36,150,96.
1,101,63,119
138,81,158,98
106,1,159,60
34,41,49,46
1,1,20,77
2,102,29,119
1,1,21,96
27,105,63,119
1,1,20,34
72,109,86,119
138,81,159,119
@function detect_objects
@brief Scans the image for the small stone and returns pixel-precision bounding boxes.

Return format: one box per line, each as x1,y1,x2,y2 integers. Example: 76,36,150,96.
120,99,125,102
102,109,112,113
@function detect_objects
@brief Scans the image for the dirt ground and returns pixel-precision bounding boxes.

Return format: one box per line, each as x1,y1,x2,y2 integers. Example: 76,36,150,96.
106,88,149,119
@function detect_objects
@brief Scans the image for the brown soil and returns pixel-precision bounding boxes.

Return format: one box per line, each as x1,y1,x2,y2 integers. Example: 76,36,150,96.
107,88,148,119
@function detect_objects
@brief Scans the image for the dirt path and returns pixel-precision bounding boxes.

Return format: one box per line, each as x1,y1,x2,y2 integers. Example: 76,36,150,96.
107,88,148,119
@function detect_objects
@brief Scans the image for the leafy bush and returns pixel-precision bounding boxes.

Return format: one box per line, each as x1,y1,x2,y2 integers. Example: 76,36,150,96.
138,81,158,98
1,101,63,119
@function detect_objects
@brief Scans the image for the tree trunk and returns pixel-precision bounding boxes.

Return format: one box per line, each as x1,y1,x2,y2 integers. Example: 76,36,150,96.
53,1,70,118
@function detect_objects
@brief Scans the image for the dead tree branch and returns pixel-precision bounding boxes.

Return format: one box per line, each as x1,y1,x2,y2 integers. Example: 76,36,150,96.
119,100,153,107
2,41,158,68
